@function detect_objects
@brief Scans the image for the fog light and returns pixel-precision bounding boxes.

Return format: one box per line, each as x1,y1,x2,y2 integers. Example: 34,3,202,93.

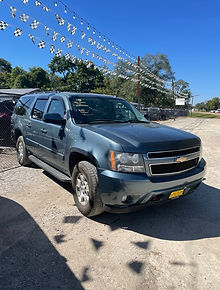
122,195,127,202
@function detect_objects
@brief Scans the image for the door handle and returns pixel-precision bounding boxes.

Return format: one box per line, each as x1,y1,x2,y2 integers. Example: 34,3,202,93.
41,128,47,134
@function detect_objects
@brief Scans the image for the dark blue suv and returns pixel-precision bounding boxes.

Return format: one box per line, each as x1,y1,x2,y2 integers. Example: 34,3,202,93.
11,93,206,217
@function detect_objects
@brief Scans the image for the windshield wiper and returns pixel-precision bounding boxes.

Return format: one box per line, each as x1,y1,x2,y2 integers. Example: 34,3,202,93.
114,120,150,124
87,119,118,124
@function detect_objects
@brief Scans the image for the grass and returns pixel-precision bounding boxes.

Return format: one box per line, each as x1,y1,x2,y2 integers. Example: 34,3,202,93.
188,112,220,119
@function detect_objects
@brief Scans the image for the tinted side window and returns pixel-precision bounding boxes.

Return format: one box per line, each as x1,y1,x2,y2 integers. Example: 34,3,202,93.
47,99,65,118
14,96,34,116
32,99,48,120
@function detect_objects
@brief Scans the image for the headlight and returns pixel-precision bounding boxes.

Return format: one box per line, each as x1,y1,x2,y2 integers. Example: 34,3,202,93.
109,151,145,173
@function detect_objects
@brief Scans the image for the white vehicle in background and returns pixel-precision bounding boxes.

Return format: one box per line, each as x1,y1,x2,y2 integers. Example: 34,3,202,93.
215,109,220,113
210,109,216,113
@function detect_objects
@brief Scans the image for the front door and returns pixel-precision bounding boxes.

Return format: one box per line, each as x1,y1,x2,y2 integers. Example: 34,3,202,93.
40,97,67,171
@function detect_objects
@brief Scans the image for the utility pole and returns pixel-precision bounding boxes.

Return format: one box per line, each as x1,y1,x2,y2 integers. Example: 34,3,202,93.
137,56,141,110
191,95,194,116
171,80,175,104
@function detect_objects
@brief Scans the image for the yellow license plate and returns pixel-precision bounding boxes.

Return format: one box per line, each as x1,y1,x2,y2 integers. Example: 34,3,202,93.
169,189,184,199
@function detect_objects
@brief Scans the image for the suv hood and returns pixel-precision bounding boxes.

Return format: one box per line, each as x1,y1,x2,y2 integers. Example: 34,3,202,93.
84,122,200,153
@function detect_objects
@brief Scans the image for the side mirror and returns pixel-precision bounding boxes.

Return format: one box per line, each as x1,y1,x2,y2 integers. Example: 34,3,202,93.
43,113,66,125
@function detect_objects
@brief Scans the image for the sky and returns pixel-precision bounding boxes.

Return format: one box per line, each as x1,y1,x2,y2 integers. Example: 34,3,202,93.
0,0,219,104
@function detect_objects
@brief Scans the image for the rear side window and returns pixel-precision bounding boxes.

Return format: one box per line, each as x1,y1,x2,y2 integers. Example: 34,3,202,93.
32,99,48,120
14,96,34,116
47,99,65,119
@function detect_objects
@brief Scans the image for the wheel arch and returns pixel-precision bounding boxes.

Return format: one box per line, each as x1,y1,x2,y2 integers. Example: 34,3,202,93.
68,149,99,176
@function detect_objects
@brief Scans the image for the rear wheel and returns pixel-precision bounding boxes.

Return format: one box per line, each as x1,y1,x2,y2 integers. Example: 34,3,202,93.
72,161,104,217
16,136,32,166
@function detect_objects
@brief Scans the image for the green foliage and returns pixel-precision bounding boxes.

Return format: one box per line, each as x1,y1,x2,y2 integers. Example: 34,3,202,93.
189,112,220,119
0,72,11,88
195,97,219,111
141,53,174,81
13,73,30,88
48,56,76,79
28,67,50,88
0,54,193,109
0,58,12,73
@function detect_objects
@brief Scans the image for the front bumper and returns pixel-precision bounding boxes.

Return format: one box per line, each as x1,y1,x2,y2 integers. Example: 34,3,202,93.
98,158,206,212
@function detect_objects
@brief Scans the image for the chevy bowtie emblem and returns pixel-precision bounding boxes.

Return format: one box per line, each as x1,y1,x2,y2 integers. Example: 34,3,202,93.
176,156,187,163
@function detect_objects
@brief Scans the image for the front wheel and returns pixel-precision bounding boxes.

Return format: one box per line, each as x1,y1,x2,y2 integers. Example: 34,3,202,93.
16,136,32,166
72,161,104,217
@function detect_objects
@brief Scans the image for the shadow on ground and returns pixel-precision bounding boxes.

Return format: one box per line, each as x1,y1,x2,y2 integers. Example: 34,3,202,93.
92,183,220,241
0,196,83,289
45,168,220,242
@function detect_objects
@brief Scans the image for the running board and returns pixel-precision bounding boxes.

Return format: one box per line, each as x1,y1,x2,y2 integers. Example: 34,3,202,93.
29,155,71,183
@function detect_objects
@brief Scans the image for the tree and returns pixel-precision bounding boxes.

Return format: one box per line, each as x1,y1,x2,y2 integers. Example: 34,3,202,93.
28,67,50,88
174,79,190,94
0,72,11,88
0,58,12,73
67,61,104,92
13,74,30,88
195,102,206,111
10,66,27,87
141,53,175,81
206,97,219,111
48,56,76,79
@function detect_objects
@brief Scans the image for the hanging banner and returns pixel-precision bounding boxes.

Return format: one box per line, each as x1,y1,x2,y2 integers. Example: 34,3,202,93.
175,98,186,106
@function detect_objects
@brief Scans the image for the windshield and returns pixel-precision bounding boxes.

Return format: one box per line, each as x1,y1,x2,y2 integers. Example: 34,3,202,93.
70,96,149,124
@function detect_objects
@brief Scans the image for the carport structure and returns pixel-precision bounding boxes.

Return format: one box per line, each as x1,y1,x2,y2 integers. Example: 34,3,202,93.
0,88,41,102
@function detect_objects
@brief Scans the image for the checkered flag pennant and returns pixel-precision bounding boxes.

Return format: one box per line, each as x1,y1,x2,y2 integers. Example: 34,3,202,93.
45,26,49,36
52,31,58,41
86,50,90,56
19,13,29,23
71,55,76,63
71,26,77,35
0,21,8,31
67,40,73,48
81,31,86,39
10,6,16,18
22,0,29,3
65,53,70,60
42,6,50,12
14,28,22,37
28,34,35,44
67,23,71,32
38,40,46,49
60,36,65,43
56,49,62,57
35,0,41,6
30,20,40,30
50,45,55,54
55,14,65,26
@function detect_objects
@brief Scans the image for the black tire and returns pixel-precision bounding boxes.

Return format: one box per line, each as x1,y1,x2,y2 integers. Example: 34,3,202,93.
16,136,32,166
72,161,104,217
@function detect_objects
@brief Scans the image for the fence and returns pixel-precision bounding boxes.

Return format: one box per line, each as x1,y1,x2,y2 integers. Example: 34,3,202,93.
0,99,18,172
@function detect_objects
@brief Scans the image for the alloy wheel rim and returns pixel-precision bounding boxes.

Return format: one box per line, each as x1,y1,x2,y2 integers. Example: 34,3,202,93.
18,141,24,161
76,173,90,206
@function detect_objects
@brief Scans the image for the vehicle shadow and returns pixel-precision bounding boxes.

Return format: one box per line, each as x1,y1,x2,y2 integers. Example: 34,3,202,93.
92,183,220,241
0,196,84,289
39,171,220,242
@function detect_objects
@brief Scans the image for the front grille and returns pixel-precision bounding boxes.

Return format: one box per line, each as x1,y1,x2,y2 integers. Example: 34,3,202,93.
150,157,199,175
148,147,199,159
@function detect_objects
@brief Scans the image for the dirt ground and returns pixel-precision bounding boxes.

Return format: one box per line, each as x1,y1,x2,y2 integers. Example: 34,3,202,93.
0,117,220,290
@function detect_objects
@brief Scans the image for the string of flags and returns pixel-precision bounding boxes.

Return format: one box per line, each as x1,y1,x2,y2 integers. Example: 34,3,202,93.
0,0,189,98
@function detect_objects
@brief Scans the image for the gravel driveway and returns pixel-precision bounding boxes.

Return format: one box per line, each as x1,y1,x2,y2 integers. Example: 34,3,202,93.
0,117,220,290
